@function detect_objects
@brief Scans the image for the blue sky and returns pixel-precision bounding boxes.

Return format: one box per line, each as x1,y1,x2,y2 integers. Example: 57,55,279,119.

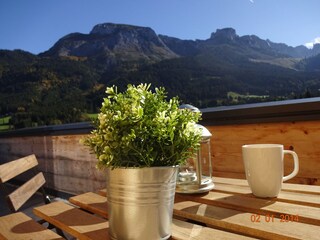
0,0,319,54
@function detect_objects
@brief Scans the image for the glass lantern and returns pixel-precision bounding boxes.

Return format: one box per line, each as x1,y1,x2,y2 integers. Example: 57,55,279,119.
176,105,214,194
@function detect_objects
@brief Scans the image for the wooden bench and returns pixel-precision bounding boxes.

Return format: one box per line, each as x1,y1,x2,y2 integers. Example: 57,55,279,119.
0,154,65,238
0,154,48,212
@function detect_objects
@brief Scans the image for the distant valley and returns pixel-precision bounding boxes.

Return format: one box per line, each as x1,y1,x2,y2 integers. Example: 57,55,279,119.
1,23,320,129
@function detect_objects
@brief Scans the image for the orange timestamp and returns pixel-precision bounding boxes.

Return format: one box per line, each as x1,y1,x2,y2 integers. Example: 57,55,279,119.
250,214,299,223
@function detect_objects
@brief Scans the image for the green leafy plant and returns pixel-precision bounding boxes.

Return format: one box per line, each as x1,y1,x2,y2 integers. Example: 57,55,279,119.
83,83,202,169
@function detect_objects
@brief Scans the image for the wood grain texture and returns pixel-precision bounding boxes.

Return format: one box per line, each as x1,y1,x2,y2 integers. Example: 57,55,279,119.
213,182,320,207
33,201,109,240
68,181,320,240
171,218,256,240
0,154,38,183
175,191,320,225
8,172,46,211
0,135,106,194
0,212,63,240
69,192,108,219
1,120,319,197
69,193,257,239
214,177,320,194
174,200,320,240
207,120,320,185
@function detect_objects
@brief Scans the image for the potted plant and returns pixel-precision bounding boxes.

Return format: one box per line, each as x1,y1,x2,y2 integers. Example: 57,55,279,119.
83,83,201,240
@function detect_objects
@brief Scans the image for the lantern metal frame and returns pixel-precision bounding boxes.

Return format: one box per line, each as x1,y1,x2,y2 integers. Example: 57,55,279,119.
176,124,214,194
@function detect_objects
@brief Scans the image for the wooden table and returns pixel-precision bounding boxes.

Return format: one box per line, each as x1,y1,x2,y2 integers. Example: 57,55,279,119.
33,177,320,240
0,212,64,240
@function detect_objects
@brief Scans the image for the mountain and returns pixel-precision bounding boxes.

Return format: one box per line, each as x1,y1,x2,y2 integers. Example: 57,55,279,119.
296,51,320,71
40,23,320,71
213,28,320,58
40,23,320,61
41,23,178,66
161,28,320,65
1,23,320,129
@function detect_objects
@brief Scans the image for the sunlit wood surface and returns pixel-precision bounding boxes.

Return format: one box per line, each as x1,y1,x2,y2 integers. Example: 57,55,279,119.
0,212,63,240
33,177,320,240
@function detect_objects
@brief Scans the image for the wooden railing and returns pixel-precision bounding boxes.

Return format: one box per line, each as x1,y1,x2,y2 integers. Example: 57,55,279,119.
201,97,320,186
0,97,319,195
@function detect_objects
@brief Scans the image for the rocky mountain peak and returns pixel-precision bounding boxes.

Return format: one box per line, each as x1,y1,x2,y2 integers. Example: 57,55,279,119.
40,22,320,67
90,23,154,37
41,22,177,63
210,28,238,41
90,23,122,35
89,22,169,49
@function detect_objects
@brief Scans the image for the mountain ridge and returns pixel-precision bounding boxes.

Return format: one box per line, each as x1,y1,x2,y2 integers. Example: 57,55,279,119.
1,22,320,129
41,23,178,64
41,23,320,60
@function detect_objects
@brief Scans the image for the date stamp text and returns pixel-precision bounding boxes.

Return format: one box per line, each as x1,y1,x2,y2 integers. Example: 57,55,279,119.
250,214,299,223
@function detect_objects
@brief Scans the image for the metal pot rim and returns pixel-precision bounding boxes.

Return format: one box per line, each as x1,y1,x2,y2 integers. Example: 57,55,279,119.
108,165,179,170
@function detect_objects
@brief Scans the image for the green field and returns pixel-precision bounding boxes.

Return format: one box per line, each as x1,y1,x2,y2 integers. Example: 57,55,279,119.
0,115,99,131
86,113,98,120
0,116,11,131
0,116,10,124
87,113,98,118
227,91,269,103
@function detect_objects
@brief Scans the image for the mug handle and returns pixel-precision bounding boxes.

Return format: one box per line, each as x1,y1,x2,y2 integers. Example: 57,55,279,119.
283,150,299,182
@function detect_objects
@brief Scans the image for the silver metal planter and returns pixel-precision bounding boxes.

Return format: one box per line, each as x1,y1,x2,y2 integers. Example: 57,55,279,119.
106,166,178,240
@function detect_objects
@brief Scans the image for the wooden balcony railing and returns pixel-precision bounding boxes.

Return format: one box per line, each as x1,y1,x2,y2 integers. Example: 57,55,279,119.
0,97,319,195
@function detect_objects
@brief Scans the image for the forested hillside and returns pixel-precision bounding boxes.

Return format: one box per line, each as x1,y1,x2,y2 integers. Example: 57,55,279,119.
1,23,320,129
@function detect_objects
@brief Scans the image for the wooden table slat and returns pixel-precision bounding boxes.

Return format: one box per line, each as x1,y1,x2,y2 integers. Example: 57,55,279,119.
213,182,320,207
33,201,109,240
171,218,256,240
176,191,320,225
69,192,108,219
0,212,63,240
69,193,258,240
174,200,320,240
70,191,320,240
31,178,320,240
97,189,106,197
34,199,254,240
214,177,320,195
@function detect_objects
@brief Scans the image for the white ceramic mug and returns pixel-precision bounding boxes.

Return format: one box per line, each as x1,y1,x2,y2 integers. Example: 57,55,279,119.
242,144,299,198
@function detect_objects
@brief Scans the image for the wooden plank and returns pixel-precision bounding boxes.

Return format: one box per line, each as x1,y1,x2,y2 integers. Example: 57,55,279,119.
214,177,320,195
176,191,320,225
69,192,108,218
174,200,320,240
98,189,107,197
8,172,46,211
208,121,320,185
171,218,256,240
33,201,109,240
69,192,256,239
213,182,320,207
0,212,63,240
0,154,38,183
214,177,254,186
281,182,320,195
35,199,255,240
